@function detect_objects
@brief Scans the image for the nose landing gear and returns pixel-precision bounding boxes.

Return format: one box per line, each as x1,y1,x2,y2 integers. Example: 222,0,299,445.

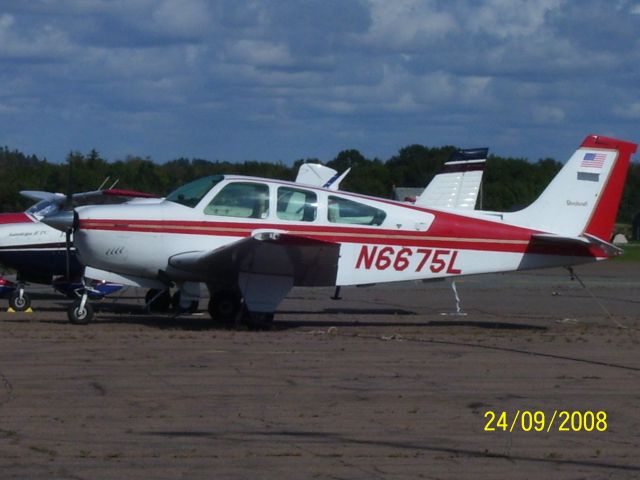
68,292,93,325
8,284,31,312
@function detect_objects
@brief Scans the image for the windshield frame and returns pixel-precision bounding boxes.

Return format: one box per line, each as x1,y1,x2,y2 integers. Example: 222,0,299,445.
26,198,61,217
165,175,224,208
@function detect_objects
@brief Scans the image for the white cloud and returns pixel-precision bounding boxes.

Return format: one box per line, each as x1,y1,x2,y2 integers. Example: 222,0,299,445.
0,102,19,114
0,13,14,29
614,102,640,119
226,40,293,68
532,105,566,123
0,13,73,60
150,0,212,37
361,0,458,50
467,0,562,38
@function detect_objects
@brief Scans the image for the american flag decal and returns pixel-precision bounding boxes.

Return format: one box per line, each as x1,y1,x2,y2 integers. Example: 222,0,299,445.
580,152,606,169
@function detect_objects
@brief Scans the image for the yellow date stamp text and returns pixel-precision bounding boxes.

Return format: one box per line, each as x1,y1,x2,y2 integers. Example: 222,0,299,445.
484,410,607,432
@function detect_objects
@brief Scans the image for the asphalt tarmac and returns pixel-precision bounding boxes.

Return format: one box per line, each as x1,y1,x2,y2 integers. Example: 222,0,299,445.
0,261,639,479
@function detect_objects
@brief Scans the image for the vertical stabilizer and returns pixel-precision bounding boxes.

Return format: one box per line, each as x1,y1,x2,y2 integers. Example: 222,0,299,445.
295,163,349,190
504,135,637,239
415,148,487,210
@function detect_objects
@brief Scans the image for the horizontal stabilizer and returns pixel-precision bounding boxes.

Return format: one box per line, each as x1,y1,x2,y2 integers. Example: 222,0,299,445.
531,233,591,245
530,233,622,257
323,168,351,189
448,147,489,162
583,233,623,257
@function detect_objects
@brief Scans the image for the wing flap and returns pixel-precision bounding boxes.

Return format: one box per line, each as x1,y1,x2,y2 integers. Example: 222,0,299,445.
168,231,340,286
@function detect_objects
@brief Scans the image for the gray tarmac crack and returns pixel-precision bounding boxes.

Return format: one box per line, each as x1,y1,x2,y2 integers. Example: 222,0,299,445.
0,368,14,408
350,333,640,372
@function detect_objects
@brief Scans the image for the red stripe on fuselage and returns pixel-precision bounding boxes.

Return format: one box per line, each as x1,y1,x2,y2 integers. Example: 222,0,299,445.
77,216,604,257
0,213,33,225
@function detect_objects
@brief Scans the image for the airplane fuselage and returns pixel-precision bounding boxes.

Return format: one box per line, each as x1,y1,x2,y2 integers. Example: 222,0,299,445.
73,176,604,289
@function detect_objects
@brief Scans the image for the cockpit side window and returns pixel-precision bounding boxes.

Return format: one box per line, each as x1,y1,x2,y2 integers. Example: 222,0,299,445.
327,196,387,226
276,187,317,222
205,182,270,219
166,175,224,208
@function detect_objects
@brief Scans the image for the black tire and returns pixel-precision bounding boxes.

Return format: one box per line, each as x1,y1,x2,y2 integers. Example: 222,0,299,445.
67,300,94,325
8,290,30,312
171,291,198,313
208,290,241,324
145,289,171,312
245,312,275,331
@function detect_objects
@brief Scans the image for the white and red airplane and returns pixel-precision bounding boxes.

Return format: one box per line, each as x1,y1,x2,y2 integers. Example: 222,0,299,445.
44,134,635,327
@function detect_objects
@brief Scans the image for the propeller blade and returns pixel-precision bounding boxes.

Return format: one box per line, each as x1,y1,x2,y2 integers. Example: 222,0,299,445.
66,156,73,209
65,229,71,281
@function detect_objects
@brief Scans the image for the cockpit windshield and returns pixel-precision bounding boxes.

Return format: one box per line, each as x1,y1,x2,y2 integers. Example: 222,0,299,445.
165,175,224,208
26,199,61,217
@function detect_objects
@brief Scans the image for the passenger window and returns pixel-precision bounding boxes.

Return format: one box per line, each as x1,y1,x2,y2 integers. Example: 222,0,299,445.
204,182,270,218
277,187,317,222
327,196,386,225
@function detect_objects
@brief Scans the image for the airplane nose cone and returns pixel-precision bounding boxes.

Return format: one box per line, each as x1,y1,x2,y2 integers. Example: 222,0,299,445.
42,211,77,232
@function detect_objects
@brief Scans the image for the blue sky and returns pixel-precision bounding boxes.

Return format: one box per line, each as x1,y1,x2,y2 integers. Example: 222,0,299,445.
1,0,639,164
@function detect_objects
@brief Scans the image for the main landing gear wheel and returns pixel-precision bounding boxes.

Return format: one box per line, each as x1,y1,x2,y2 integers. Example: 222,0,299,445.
244,312,274,331
171,291,198,314
208,290,275,330
208,290,241,326
67,299,94,325
8,290,30,311
145,289,172,312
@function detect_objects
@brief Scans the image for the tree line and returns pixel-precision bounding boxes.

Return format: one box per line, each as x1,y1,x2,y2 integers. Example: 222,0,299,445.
1,145,639,224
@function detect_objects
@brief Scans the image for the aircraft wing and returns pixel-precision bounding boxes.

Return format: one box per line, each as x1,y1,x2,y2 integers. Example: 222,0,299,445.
21,188,158,205
71,188,159,205
168,231,340,287
168,231,340,313
20,190,65,202
21,188,159,217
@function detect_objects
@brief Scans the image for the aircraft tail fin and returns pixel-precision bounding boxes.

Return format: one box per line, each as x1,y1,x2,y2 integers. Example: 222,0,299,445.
504,135,637,240
415,148,487,210
295,163,349,190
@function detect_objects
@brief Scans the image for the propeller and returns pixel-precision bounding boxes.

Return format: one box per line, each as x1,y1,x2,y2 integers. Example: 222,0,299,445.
65,156,73,280
65,155,74,210
65,227,72,281
41,210,77,279
60,155,75,281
